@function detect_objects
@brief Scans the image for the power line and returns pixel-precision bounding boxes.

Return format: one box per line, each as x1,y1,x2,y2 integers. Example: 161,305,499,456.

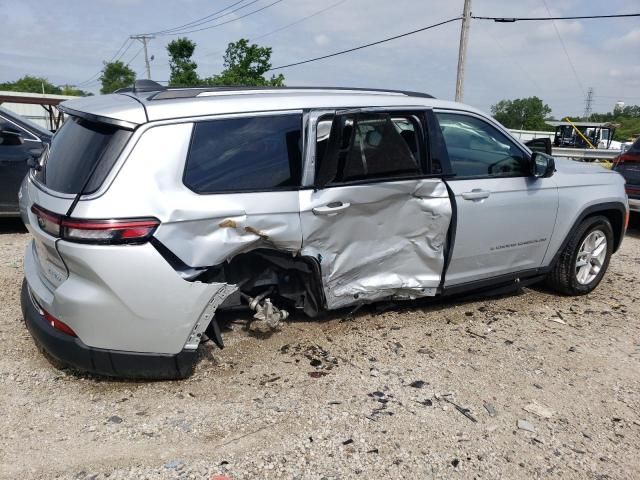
147,0,249,35
253,0,349,41
146,0,258,35
202,0,349,58
76,37,133,87
113,39,135,63
125,46,145,66
540,0,584,94
157,0,285,36
269,16,461,71
472,12,640,22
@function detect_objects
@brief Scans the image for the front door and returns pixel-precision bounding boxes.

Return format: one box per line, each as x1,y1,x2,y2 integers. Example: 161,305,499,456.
299,110,452,309
434,111,558,286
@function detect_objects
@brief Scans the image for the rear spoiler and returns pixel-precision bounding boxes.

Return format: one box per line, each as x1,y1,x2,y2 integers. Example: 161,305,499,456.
58,104,137,130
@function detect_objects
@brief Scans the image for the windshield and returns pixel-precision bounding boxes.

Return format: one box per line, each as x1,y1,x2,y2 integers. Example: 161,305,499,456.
34,116,132,194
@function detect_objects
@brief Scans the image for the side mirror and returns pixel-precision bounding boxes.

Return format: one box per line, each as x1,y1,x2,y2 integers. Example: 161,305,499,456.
531,151,555,178
0,129,24,146
524,137,552,155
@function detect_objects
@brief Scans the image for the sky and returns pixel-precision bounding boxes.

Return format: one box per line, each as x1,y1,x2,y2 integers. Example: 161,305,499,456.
1,0,639,118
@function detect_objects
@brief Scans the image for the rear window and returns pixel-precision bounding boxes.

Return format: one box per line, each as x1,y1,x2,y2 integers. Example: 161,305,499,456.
184,114,302,194
35,116,132,194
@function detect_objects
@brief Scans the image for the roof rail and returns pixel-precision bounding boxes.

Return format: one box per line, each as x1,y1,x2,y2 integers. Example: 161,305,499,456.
114,80,167,94
149,86,434,101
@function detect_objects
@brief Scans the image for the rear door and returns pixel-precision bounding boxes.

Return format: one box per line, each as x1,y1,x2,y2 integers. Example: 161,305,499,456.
434,110,558,286
299,109,452,309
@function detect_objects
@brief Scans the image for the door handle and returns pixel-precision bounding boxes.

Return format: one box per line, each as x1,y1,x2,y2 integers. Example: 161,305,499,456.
461,189,491,201
312,201,351,216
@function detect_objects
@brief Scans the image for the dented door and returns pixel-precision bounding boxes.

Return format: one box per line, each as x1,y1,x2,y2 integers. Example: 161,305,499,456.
299,111,452,309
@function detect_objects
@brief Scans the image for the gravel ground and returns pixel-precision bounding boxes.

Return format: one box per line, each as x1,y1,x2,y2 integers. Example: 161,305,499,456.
1,216,639,480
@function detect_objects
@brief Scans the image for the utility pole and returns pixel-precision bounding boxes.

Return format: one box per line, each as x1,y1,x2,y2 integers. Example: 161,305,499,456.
455,0,472,102
130,34,155,79
583,87,594,119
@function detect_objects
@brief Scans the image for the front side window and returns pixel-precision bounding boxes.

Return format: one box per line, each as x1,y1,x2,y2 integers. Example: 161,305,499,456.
315,112,422,186
184,114,302,193
436,112,528,178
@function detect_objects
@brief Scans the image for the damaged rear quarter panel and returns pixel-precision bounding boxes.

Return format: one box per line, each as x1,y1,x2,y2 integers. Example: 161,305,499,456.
70,121,303,268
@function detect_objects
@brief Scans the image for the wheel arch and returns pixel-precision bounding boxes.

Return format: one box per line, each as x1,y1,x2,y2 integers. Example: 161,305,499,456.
549,201,627,268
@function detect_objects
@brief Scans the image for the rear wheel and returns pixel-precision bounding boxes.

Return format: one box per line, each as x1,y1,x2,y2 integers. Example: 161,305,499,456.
547,215,613,295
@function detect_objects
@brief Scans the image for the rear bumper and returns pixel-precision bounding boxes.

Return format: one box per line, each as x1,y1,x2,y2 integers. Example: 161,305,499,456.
21,279,198,379
629,197,640,213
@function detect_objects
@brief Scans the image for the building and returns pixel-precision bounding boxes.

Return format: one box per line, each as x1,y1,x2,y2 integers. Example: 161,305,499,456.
0,91,78,131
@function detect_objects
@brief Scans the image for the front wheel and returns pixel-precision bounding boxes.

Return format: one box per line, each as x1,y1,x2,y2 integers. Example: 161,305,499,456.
546,215,613,295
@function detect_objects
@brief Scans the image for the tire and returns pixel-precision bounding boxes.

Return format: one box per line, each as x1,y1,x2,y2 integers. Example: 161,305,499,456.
547,215,613,295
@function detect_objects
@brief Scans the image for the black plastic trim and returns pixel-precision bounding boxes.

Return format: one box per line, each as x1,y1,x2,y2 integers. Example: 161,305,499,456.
439,181,458,290
21,280,197,380
149,86,435,101
57,105,138,130
442,268,549,297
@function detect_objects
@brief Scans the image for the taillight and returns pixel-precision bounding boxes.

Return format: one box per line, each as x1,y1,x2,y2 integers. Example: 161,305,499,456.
615,152,640,165
31,205,159,244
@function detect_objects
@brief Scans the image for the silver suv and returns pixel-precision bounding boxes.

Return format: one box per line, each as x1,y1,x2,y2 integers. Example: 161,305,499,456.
19,81,629,379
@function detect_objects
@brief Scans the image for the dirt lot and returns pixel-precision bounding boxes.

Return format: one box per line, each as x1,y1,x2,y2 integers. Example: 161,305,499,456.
1,216,639,480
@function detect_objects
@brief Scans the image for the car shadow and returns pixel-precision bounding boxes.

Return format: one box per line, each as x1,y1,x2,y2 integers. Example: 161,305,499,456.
0,218,27,234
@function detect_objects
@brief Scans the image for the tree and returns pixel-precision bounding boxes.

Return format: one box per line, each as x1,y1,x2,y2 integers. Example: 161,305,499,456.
590,105,640,141
100,61,136,94
60,84,92,96
491,97,553,130
167,38,200,86
205,39,284,87
0,75,63,94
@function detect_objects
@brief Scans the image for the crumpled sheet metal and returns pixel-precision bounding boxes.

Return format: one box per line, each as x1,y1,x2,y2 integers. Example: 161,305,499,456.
155,208,301,267
300,178,452,310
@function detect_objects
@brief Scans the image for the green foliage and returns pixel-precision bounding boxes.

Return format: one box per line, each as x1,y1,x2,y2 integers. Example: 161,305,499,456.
0,76,91,96
589,105,640,141
100,61,136,94
167,38,200,86
0,75,63,94
491,97,553,131
60,84,92,96
204,39,284,87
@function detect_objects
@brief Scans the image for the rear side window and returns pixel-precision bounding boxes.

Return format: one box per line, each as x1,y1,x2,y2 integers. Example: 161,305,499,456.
315,112,422,186
35,116,132,194
184,114,302,193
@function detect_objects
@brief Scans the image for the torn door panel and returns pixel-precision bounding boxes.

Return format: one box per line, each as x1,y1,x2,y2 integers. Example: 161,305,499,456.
300,178,452,309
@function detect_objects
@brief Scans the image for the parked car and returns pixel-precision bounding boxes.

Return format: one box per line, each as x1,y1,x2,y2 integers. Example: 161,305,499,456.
0,107,51,217
19,82,629,379
613,136,640,213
